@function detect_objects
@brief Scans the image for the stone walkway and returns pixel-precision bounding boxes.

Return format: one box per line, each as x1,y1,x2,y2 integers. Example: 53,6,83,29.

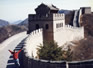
0,32,28,68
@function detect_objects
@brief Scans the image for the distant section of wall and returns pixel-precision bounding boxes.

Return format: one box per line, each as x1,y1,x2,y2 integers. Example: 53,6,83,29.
65,11,74,25
54,25,84,46
80,7,91,14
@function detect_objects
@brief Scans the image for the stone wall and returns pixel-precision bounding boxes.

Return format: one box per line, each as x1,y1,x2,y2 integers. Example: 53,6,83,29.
22,28,93,68
23,51,93,68
65,11,74,25
24,29,43,58
23,56,66,68
54,25,84,46
24,25,84,58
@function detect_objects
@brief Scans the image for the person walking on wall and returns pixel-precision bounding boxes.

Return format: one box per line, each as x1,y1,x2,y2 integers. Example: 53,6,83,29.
8,48,22,67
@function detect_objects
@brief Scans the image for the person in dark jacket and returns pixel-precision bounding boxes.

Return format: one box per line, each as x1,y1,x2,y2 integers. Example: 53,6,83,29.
8,49,22,66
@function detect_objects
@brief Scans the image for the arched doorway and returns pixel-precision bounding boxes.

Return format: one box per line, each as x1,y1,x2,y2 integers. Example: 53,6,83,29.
36,24,39,29
45,24,49,29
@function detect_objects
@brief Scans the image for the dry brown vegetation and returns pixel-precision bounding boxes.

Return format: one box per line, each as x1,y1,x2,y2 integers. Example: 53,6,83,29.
80,14,93,37
71,36,93,61
0,25,27,43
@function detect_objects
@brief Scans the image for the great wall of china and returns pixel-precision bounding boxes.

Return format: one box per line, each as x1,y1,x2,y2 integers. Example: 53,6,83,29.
22,4,93,68
22,28,92,68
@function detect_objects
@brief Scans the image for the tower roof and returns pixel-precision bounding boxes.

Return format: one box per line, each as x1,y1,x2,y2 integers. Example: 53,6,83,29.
35,3,59,11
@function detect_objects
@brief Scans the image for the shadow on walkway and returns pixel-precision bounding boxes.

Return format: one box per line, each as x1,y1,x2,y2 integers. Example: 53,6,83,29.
6,39,26,68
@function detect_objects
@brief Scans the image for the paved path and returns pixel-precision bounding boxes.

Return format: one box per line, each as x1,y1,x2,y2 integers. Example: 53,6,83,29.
0,31,28,68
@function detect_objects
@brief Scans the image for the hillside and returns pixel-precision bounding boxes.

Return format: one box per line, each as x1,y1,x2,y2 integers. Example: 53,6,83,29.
18,18,28,27
0,25,27,43
80,13,93,37
70,36,93,61
0,19,9,27
11,20,22,25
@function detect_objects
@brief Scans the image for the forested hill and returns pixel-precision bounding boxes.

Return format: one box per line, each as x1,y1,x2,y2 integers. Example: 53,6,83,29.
0,25,27,43
0,19,9,27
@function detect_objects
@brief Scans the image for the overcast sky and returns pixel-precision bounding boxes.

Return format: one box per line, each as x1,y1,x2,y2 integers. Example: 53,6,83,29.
0,0,93,23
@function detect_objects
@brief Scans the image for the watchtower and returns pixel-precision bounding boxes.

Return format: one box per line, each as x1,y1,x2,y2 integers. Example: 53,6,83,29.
28,3,65,42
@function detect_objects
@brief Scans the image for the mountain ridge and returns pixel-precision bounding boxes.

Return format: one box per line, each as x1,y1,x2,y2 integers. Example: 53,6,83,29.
0,19,9,27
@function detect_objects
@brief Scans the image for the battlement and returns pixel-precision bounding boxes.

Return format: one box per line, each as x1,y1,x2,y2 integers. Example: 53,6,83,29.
53,13,65,20
24,28,43,57
65,25,74,28
29,13,65,21
29,28,42,36
65,25,82,29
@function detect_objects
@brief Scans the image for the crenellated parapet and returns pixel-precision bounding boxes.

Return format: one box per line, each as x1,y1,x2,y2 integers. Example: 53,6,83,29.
23,28,43,58
28,13,65,21
64,25,83,29
53,13,65,20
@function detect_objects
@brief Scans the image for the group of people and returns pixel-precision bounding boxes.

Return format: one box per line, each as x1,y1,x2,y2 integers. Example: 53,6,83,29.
8,48,23,67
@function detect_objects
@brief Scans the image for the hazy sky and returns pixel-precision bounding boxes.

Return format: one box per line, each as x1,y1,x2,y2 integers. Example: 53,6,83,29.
0,0,93,23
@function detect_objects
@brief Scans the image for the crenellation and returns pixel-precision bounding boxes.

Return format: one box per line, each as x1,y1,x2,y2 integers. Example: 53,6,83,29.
29,14,53,21
53,13,65,20
29,29,42,37
64,25,80,29
24,28,43,57
29,13,65,21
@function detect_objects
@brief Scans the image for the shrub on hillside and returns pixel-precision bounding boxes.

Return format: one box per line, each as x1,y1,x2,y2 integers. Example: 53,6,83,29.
37,41,72,61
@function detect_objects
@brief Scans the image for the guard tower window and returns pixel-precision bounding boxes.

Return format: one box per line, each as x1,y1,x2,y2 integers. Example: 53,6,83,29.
36,24,39,29
45,24,49,29
60,23,63,27
56,24,59,28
